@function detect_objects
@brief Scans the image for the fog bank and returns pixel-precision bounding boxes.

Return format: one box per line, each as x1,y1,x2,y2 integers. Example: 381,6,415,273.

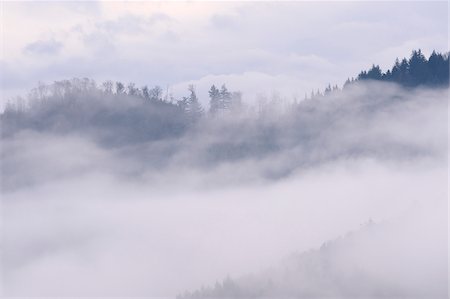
1,82,448,297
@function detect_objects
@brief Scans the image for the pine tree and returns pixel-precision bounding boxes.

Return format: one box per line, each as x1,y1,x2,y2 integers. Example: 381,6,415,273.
187,84,203,122
366,65,382,80
391,58,402,82
408,49,429,86
427,51,448,85
208,85,220,115
219,84,232,111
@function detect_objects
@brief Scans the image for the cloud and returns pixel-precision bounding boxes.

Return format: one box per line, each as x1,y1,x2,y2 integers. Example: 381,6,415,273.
2,156,447,297
95,13,171,35
23,39,63,55
0,82,447,296
210,13,239,30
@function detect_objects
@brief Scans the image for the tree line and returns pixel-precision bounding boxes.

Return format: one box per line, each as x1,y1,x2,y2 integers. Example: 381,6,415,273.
3,49,448,125
4,78,246,121
301,49,448,101
349,49,449,87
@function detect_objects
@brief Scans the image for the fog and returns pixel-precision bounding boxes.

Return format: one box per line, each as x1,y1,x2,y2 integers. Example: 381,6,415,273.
0,82,448,297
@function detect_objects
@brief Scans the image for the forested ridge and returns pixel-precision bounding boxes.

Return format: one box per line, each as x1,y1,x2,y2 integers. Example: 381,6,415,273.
310,49,449,99
2,50,448,139
1,49,448,157
353,50,449,87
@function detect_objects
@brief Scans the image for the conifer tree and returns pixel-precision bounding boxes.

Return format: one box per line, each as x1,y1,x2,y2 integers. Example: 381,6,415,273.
187,84,203,122
208,85,220,115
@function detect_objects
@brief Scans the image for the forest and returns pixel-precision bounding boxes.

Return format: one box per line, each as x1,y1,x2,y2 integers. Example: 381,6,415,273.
2,50,448,193
353,50,449,87
2,50,448,144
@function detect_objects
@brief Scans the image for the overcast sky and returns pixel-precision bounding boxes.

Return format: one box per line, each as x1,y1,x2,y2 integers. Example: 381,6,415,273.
1,1,448,105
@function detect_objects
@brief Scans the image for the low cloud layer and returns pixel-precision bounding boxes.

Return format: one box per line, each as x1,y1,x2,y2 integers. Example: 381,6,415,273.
0,82,448,297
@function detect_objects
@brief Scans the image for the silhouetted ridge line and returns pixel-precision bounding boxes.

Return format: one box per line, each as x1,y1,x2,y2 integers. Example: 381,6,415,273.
2,49,447,144
346,49,449,88
294,49,448,101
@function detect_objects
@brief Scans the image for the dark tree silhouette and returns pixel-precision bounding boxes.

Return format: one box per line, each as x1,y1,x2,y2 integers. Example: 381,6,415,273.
352,49,449,87
208,84,220,115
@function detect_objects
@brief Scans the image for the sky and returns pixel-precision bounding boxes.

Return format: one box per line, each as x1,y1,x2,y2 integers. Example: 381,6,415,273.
0,1,448,106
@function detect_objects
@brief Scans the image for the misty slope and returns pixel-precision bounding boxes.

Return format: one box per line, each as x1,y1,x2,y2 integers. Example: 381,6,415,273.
179,202,447,299
1,83,189,146
1,79,447,297
1,81,447,192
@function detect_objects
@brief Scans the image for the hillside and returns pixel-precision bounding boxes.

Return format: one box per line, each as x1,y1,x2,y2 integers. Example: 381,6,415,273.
178,203,447,298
